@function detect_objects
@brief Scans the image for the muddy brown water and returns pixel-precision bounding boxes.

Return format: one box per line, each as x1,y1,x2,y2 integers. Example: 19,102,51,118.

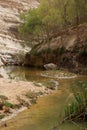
0,66,87,130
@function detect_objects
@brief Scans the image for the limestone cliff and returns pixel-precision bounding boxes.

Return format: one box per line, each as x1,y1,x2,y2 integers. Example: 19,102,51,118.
0,0,39,66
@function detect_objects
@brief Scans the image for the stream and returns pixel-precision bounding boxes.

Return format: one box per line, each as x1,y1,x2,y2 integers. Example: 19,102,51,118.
0,66,87,130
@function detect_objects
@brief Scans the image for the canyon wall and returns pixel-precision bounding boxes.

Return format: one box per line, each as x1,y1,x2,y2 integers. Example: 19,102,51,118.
0,0,39,66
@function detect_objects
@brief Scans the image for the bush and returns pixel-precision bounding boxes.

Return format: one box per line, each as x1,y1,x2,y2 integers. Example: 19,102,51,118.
4,101,15,108
0,114,5,119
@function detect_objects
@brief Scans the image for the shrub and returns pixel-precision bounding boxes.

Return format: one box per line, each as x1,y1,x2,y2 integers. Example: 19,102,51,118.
0,114,5,119
4,101,15,108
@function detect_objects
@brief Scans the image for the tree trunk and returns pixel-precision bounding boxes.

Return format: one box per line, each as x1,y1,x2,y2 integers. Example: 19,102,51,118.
76,14,79,42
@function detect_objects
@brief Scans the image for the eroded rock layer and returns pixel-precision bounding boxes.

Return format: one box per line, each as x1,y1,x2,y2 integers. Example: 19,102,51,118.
0,0,39,66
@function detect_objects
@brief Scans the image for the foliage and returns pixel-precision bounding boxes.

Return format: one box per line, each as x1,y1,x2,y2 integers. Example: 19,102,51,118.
0,114,5,119
0,95,15,110
19,0,87,49
64,81,87,121
0,95,8,100
4,101,15,108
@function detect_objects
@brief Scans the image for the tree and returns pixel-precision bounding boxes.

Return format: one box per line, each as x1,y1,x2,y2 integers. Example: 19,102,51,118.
19,0,64,43
67,0,87,40
19,0,87,45
19,9,44,43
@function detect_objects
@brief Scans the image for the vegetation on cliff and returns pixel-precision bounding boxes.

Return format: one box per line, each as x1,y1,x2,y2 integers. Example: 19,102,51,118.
18,0,87,74
19,0,87,44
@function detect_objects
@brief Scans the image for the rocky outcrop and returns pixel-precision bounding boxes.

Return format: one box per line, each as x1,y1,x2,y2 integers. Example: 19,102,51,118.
24,24,87,74
0,0,39,66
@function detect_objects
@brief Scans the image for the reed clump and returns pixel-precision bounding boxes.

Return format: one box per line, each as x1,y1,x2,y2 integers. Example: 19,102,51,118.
64,81,87,121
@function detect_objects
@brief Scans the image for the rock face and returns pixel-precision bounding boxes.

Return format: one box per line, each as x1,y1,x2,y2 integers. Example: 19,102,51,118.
0,0,39,66
24,24,87,74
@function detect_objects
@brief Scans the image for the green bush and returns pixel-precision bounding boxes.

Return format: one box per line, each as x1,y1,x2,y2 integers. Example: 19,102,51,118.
4,101,15,108
0,114,5,119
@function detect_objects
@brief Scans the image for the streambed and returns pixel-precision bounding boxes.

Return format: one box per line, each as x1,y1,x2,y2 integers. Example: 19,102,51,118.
0,66,87,130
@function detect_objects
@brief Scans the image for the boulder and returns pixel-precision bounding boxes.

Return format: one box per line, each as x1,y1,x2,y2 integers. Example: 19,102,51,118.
44,63,57,70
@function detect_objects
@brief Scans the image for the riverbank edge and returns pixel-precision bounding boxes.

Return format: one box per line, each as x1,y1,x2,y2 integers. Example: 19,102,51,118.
0,70,78,127
0,78,55,127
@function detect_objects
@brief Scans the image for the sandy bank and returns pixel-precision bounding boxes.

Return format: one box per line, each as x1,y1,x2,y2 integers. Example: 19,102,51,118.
0,77,54,126
0,78,50,104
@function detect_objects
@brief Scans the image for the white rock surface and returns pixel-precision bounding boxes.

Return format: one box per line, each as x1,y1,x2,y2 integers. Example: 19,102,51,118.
44,63,57,70
0,0,39,65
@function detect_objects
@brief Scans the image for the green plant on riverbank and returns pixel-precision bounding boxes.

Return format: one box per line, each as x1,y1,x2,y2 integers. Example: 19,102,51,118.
0,95,15,112
43,81,57,90
4,101,15,109
0,114,5,119
64,81,87,121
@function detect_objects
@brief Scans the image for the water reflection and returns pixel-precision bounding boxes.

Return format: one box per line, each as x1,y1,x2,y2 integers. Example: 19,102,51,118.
2,66,77,82
3,66,45,82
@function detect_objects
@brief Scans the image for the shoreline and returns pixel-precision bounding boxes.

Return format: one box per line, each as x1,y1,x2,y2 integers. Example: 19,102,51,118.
0,78,53,127
0,71,78,127
0,107,27,124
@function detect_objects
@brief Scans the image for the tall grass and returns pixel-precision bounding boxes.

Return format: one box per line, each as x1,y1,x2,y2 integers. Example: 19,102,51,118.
64,81,87,121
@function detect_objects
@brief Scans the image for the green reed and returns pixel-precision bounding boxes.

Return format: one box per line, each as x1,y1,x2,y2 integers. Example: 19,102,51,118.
64,81,87,121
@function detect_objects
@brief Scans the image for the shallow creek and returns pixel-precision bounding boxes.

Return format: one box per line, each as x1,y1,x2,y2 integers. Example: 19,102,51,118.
0,66,87,130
